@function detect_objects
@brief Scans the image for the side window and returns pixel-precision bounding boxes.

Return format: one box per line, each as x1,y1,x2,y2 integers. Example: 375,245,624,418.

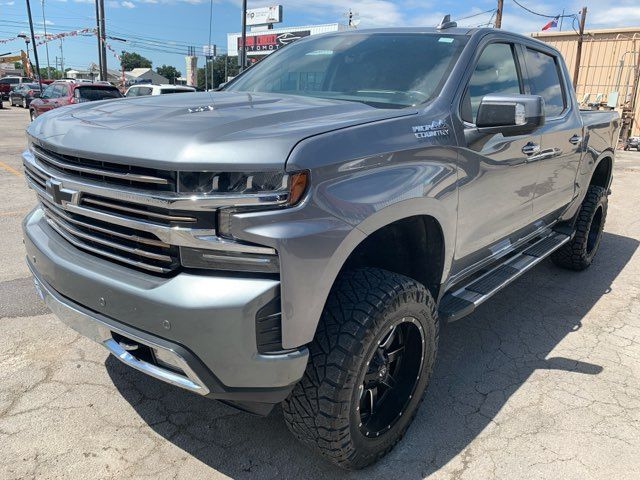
126,87,138,97
461,43,521,124
41,85,55,98
524,48,565,117
51,84,66,98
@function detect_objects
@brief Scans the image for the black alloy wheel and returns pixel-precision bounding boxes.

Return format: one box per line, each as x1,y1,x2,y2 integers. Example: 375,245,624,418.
358,317,424,438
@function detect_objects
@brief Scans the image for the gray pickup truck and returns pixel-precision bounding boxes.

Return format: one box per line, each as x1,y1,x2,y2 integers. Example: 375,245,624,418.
23,22,619,469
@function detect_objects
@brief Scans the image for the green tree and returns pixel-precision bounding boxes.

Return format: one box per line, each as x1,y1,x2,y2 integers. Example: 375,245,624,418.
120,51,152,71
14,61,22,70
156,65,181,84
196,55,239,90
38,67,63,80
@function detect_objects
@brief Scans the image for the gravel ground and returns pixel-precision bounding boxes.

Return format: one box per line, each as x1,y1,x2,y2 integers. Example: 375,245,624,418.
1,106,639,479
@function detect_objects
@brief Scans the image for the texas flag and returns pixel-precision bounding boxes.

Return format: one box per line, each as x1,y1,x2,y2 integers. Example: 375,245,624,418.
541,16,559,31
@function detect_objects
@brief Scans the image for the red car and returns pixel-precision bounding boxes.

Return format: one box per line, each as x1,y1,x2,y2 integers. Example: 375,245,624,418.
29,81,123,120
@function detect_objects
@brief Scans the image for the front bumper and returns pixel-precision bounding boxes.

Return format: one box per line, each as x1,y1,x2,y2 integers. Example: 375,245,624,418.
23,207,308,412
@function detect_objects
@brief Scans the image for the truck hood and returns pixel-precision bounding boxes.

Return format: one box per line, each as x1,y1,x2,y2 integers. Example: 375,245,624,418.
27,91,416,171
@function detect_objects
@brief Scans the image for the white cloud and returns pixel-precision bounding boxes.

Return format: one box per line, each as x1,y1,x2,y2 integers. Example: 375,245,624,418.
122,0,135,7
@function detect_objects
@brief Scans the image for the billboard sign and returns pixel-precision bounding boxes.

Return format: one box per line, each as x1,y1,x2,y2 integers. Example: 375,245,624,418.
202,45,217,57
238,30,310,55
246,5,283,26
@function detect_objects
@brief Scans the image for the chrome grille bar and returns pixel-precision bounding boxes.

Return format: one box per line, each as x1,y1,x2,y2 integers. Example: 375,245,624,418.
32,146,170,185
45,218,174,274
81,197,197,223
38,196,168,248
44,210,174,262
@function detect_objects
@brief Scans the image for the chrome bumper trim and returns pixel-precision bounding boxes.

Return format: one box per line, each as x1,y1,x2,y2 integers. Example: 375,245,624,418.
29,262,210,395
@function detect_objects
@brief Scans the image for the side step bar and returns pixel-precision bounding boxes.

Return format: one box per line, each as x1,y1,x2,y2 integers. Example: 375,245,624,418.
439,232,570,322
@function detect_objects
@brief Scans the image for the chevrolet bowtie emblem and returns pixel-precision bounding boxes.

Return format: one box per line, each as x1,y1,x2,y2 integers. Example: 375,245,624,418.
46,179,76,206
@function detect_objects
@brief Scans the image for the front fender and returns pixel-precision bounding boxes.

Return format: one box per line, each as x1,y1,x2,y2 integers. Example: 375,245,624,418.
232,113,459,348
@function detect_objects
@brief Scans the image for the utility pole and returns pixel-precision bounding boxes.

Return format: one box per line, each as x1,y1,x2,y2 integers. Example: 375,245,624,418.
98,0,107,81
59,38,64,74
572,7,587,92
240,0,247,72
559,9,565,31
495,0,503,29
41,0,51,78
25,0,43,90
94,0,103,79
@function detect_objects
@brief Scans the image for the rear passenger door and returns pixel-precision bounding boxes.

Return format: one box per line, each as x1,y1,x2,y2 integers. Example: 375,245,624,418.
522,46,582,219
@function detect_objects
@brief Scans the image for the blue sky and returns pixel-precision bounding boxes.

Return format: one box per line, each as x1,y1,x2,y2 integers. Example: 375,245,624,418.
1,0,639,74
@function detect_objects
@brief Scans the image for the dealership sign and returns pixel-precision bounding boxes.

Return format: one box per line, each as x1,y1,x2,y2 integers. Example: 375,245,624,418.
246,5,283,26
238,30,310,55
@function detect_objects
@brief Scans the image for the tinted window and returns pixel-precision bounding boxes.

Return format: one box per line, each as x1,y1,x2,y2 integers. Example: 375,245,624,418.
228,33,468,108
160,89,192,94
462,43,521,123
525,48,565,117
76,87,122,101
0,78,20,85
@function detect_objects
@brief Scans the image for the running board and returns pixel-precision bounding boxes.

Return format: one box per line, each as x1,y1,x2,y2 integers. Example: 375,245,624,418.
439,232,570,322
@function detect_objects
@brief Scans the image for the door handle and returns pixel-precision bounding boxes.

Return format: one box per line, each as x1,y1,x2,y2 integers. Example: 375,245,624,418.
569,134,583,145
522,142,541,156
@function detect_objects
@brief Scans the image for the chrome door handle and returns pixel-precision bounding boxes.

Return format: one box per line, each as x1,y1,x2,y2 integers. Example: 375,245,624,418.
522,142,541,156
569,134,583,145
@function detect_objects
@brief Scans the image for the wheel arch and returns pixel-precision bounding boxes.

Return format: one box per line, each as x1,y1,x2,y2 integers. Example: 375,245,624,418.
589,153,613,190
289,199,454,348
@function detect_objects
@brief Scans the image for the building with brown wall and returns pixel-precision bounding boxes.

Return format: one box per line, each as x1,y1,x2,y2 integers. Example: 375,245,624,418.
531,26,640,138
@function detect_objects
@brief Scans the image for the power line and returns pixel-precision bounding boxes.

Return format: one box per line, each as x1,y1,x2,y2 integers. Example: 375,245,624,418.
455,8,496,22
510,0,576,19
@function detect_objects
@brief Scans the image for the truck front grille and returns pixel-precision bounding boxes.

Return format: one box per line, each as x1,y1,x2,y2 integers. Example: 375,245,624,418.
24,150,188,274
23,141,281,276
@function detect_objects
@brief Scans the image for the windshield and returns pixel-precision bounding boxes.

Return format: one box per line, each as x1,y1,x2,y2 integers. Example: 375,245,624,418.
226,33,467,108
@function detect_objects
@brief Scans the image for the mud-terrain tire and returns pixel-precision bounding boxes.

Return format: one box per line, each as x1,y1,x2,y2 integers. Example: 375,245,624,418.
552,185,608,271
282,268,438,469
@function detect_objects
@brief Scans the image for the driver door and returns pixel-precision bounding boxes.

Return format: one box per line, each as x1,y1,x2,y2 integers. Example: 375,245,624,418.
454,41,542,270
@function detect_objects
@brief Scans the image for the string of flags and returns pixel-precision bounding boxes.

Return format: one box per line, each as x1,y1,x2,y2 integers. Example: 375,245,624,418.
35,28,96,46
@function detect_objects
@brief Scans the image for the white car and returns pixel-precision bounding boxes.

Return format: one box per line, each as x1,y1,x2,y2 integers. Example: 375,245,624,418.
125,84,196,97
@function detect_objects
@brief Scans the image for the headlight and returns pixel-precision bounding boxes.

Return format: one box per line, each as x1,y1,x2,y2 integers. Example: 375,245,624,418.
179,170,308,273
178,171,307,200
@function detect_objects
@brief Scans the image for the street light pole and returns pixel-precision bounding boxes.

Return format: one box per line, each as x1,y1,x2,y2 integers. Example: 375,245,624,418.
240,0,247,72
25,0,43,91
41,0,51,79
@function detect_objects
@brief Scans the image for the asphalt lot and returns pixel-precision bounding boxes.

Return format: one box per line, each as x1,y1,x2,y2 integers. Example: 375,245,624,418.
1,104,639,479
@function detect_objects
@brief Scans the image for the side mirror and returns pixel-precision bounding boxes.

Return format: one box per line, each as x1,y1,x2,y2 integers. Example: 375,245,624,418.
217,82,228,90
476,94,545,134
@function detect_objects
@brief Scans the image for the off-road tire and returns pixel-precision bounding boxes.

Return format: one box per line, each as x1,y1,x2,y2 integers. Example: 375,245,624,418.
551,185,608,271
282,267,438,469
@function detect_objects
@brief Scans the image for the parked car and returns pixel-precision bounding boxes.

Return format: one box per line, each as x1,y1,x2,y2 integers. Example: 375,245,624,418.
29,81,122,120
23,23,620,469
124,84,196,97
0,76,33,100
623,136,639,151
9,83,42,108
